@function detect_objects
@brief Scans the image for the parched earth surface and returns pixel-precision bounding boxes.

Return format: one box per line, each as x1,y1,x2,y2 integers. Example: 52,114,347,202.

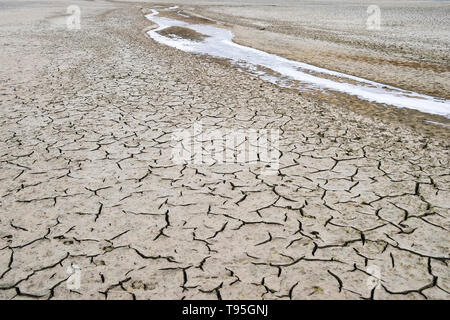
0,1,449,299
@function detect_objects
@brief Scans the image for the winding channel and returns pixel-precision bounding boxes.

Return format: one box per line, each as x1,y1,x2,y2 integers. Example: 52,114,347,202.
145,8,450,118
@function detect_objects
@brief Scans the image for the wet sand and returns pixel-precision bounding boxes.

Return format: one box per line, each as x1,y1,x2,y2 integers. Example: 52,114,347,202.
0,0,449,300
152,0,450,99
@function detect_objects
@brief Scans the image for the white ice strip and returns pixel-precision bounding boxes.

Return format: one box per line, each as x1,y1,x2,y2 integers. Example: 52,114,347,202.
425,120,450,127
145,10,450,118
177,11,190,18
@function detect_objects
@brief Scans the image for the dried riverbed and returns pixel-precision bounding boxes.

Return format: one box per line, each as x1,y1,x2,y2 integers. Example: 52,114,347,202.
0,0,449,300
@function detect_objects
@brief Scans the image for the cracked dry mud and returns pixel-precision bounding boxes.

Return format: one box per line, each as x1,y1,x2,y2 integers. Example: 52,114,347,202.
0,3,449,300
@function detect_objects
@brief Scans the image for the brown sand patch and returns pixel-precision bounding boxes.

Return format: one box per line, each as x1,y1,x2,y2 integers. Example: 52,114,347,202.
233,36,450,100
333,52,450,74
156,9,215,25
157,26,209,42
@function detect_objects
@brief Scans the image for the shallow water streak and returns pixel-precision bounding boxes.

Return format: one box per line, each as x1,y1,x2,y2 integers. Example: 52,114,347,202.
145,9,450,118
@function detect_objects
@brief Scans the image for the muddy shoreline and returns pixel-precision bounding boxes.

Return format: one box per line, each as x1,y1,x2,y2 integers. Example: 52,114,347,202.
179,0,450,101
142,5,450,137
